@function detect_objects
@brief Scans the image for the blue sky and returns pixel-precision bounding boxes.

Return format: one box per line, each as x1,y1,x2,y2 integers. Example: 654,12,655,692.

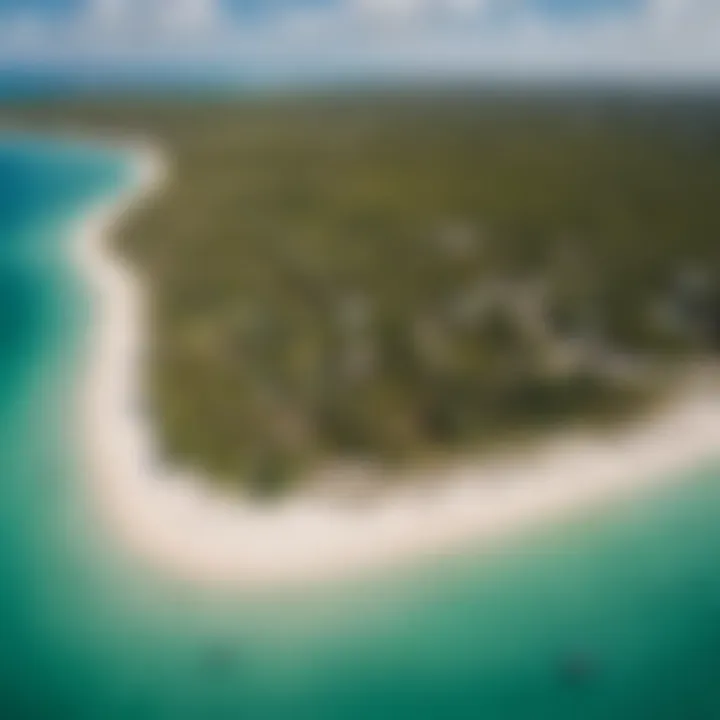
0,1,718,81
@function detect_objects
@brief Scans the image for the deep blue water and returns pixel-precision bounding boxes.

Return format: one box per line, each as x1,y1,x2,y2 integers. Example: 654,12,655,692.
0,136,719,719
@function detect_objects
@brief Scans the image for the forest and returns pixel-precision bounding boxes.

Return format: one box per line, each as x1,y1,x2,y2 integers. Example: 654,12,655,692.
6,90,720,495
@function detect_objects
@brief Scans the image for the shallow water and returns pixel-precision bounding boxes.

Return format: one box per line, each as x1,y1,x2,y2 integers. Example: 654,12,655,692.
0,137,719,719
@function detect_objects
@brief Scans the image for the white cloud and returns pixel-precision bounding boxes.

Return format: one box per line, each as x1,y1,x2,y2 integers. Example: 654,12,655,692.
87,0,127,28
645,0,720,44
4,0,720,80
83,0,221,35
155,0,219,32
648,0,686,26
353,0,424,18
351,0,494,24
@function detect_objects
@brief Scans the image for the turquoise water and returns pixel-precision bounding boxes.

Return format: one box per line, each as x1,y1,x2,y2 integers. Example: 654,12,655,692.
1,137,720,719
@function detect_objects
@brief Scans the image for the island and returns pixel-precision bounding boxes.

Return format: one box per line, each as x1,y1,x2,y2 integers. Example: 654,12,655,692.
4,90,720,585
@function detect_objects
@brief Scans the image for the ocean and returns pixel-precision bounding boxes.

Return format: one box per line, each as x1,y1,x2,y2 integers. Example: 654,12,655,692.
0,136,719,719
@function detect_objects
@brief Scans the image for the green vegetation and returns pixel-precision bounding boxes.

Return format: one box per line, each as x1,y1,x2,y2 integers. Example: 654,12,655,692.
5,91,720,495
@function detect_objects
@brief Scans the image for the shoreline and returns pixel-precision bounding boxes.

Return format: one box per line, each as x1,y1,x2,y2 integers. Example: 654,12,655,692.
74,141,720,589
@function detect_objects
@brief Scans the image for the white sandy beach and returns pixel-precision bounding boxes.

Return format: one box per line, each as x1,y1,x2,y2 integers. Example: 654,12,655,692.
74,144,720,588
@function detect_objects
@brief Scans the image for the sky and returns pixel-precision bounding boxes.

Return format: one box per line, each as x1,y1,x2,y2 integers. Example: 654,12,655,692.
0,0,719,82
